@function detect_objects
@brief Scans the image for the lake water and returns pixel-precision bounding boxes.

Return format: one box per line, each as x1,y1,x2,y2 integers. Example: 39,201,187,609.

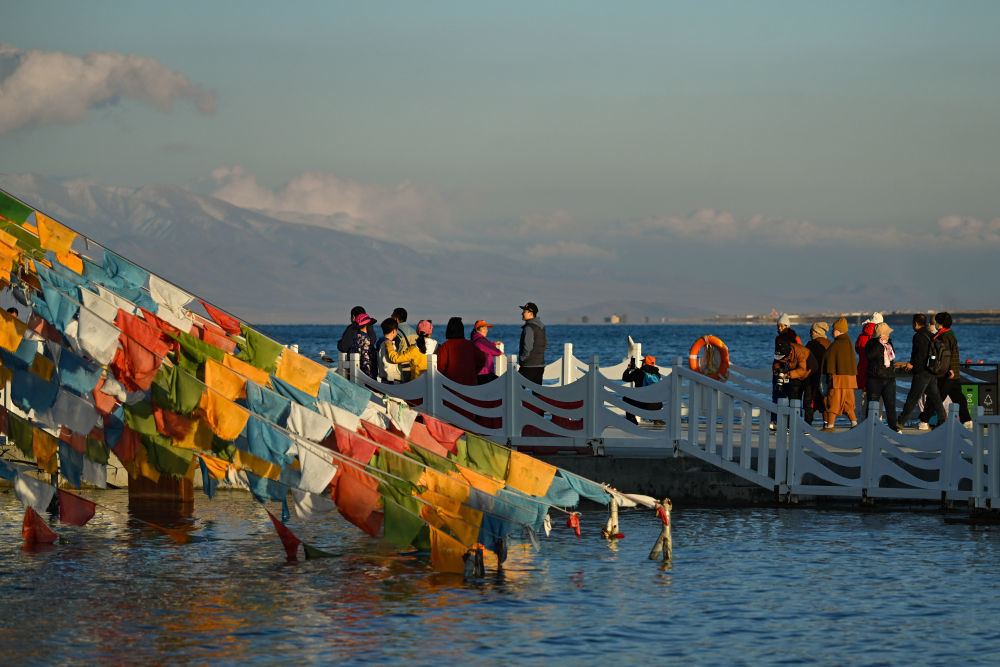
3,323,1000,663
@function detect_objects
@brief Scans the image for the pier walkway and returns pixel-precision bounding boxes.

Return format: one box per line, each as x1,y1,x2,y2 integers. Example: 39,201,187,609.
334,345,1000,507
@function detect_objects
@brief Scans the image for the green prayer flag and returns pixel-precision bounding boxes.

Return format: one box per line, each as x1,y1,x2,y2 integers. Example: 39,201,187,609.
0,221,44,259
7,412,34,456
235,324,283,373
151,364,203,415
303,542,338,559
172,330,225,375
464,433,510,480
212,437,237,461
406,444,457,474
0,191,33,224
124,401,158,438
383,499,427,548
142,437,195,478
86,437,110,465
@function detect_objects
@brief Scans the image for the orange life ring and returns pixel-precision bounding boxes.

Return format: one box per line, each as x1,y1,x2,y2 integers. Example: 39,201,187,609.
688,335,729,381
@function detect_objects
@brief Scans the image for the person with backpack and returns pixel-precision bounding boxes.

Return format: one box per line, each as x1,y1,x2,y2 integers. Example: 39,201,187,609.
897,313,946,429
919,311,972,429
621,355,663,424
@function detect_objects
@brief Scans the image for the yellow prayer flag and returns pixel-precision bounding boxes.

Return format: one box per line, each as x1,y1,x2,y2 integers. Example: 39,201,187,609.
233,449,282,481
420,467,471,505
56,252,84,274
204,358,247,401
438,504,483,547
429,526,468,574
454,465,505,496
173,416,214,450
0,228,20,249
36,212,76,255
274,348,326,397
30,353,55,381
0,239,20,261
22,222,38,236
198,390,249,441
198,454,231,481
0,307,27,351
125,442,161,484
33,428,59,475
418,488,462,517
222,353,271,387
505,450,558,497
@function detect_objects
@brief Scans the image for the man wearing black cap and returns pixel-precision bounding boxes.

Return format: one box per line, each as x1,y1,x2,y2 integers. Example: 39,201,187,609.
518,302,548,384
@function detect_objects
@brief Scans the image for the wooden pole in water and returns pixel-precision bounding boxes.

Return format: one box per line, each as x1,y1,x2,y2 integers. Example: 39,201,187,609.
602,497,620,539
648,497,672,562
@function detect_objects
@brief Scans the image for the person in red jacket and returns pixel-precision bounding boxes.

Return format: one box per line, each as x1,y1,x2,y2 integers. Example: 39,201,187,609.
436,317,485,386
854,312,882,392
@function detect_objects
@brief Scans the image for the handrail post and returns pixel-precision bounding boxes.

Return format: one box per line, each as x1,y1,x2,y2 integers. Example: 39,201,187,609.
775,398,788,487
973,406,985,508
349,352,360,384
338,352,348,377
785,398,802,494
426,353,438,418
862,401,879,497
586,355,600,441
670,356,683,451
562,343,573,385
942,403,959,503
505,354,518,445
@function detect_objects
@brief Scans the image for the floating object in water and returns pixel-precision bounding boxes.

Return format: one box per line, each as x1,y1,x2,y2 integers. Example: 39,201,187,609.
648,498,672,562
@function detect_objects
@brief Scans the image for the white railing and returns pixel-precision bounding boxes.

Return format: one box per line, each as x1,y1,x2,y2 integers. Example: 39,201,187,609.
340,345,998,505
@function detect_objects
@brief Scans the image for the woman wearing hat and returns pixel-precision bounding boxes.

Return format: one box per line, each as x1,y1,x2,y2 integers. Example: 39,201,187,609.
351,312,377,379
471,319,503,384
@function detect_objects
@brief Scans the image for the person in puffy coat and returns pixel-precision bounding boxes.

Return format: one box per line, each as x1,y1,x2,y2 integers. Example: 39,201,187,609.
821,317,858,431
437,317,485,386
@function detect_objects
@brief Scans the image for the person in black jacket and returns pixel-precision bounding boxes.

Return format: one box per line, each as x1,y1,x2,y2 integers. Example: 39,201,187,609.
919,311,972,428
864,322,899,431
621,355,663,425
897,313,946,428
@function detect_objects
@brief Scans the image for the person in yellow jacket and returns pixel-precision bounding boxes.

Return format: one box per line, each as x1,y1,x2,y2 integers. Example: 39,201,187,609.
383,336,429,380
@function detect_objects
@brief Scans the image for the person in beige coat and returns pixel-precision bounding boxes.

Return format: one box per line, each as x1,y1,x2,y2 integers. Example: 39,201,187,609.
821,317,858,431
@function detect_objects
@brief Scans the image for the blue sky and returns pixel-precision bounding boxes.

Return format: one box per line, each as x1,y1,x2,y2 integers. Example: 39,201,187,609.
3,1,1000,310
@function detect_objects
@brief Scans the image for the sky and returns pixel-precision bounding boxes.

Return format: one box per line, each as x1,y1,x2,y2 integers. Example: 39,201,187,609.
3,1,1000,313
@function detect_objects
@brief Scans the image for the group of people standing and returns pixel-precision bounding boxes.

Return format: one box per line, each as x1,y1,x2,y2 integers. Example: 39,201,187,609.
773,311,970,432
334,302,550,387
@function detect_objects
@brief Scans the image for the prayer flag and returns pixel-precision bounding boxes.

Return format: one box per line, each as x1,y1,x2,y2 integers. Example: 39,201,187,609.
35,212,76,255
0,306,27,351
429,526,467,574
204,358,247,401
198,300,242,335
332,463,383,537
58,489,96,526
222,353,271,387
235,324,283,373
22,506,58,545
275,348,326,397
266,509,301,561
15,473,56,513
199,389,249,441
505,450,558,497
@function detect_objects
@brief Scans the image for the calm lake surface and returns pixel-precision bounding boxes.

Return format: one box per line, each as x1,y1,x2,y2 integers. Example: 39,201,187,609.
3,324,1000,663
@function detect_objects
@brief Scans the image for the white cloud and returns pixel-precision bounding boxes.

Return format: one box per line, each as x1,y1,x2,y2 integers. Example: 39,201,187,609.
526,240,614,259
937,215,1000,244
0,43,214,137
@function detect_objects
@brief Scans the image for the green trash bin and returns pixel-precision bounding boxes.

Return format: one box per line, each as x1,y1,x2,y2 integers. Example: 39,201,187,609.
962,383,997,416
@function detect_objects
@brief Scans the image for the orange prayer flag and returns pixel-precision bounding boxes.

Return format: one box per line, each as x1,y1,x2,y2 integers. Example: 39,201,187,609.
418,488,462,518
30,353,55,381
420,467,470,506
406,421,450,457
455,465,506,496
198,390,249,441
204,358,247,401
33,428,59,474
124,441,161,483
429,526,467,574
505,450,558,497
56,252,83,274
172,416,214,450
35,212,76,255
332,463,384,537
22,507,58,545
275,348,326,397
222,353,271,387
438,505,483,547
0,307,27,351
421,415,465,454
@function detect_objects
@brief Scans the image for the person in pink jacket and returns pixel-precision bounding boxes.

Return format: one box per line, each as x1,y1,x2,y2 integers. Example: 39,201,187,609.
471,319,503,384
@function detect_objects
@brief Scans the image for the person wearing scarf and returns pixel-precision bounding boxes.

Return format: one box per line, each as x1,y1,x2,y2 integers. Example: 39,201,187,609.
864,322,899,432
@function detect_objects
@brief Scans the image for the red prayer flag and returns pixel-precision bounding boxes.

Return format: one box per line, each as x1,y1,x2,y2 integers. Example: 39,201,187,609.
407,421,449,457
332,464,384,537
361,420,409,454
112,309,170,391
112,424,140,464
139,307,181,337
421,415,465,454
22,506,58,544
333,425,378,464
198,300,242,335
58,489,96,526
266,509,301,561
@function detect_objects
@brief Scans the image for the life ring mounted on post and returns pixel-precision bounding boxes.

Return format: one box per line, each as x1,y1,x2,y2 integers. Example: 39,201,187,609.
688,335,729,381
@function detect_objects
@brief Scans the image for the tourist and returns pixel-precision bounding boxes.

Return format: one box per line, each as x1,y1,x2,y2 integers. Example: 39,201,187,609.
382,322,430,380
437,317,484,386
376,318,406,383
804,322,831,425
621,355,663,425
897,313,947,429
337,305,376,356
821,317,858,431
919,312,972,429
854,312,882,394
391,307,417,346
471,319,503,384
351,312,377,379
864,322,899,431
772,313,802,407
770,333,812,429
518,301,548,385
416,319,438,355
